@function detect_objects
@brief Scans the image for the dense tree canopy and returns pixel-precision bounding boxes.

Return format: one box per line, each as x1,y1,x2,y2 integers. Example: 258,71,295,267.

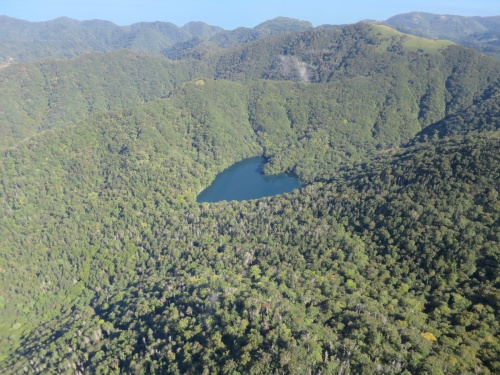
0,21,499,374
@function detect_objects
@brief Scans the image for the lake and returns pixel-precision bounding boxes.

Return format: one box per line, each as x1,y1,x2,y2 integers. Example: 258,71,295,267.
197,157,302,203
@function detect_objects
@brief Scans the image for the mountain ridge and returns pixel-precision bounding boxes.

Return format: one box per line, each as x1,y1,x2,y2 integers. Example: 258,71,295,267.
2,23,498,153
3,12,500,63
0,11,499,374
383,12,500,58
0,15,319,63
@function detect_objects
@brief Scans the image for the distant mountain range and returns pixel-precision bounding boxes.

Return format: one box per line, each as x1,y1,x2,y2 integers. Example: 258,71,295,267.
1,12,499,64
382,12,500,58
0,15,314,63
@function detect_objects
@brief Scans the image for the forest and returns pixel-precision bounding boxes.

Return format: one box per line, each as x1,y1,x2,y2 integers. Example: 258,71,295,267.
0,18,499,374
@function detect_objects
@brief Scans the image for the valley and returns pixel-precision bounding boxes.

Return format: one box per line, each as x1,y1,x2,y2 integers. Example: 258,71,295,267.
0,14,499,374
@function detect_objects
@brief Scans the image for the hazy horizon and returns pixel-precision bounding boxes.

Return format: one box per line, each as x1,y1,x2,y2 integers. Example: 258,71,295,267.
1,0,499,29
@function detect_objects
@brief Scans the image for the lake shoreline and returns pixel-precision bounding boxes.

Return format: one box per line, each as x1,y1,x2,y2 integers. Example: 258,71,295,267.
197,157,302,203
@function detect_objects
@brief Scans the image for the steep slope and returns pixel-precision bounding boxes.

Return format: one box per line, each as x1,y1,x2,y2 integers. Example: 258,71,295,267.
0,50,205,149
1,99,498,373
1,21,500,374
2,24,500,166
213,25,500,180
207,23,498,95
414,80,500,142
0,80,263,365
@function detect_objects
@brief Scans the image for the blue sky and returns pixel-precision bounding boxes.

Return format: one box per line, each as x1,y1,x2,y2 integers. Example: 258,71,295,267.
1,0,499,29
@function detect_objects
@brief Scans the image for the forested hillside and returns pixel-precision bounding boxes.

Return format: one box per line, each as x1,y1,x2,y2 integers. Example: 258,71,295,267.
2,23,499,153
3,12,500,66
0,50,203,149
0,15,312,64
0,15,221,63
0,18,499,375
414,80,500,141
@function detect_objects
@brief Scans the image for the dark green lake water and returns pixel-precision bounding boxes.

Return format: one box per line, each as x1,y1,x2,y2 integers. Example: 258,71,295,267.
197,157,302,203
